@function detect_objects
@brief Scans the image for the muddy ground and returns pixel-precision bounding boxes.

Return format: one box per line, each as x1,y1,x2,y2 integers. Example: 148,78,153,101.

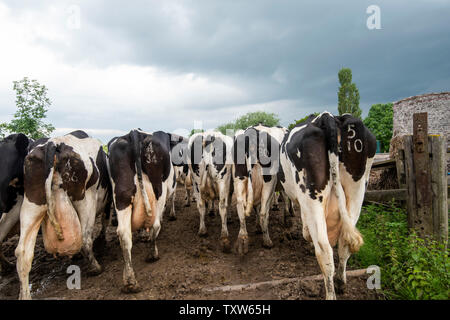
0,186,382,300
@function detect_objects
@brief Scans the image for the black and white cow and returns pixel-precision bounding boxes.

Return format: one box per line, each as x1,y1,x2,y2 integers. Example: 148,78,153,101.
166,134,192,220
187,131,233,252
232,125,287,254
279,112,376,299
0,133,30,273
107,129,175,293
15,130,111,300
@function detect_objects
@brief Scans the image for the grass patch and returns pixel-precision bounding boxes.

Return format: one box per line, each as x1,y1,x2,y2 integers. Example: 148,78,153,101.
350,202,449,300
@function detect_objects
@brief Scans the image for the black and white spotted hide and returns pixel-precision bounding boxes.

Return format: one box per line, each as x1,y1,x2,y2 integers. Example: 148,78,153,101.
279,112,376,299
187,131,233,252
108,129,174,293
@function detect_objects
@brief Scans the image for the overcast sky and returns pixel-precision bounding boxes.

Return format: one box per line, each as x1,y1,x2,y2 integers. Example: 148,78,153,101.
0,0,449,143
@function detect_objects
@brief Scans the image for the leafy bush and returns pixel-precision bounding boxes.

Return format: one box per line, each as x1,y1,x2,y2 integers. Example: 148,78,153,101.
363,103,393,153
216,111,280,135
351,203,449,300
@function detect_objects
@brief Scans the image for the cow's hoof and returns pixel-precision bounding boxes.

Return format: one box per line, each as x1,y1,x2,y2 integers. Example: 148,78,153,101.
87,264,103,277
121,282,141,294
145,255,160,263
221,237,231,253
335,278,346,294
198,229,208,238
237,236,249,256
168,215,177,221
262,239,273,249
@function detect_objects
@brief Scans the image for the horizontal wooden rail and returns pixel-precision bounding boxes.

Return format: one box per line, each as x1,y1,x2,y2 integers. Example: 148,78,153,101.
364,189,407,202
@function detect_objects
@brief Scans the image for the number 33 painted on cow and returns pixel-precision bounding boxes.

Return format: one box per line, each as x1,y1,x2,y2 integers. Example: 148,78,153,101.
347,124,363,153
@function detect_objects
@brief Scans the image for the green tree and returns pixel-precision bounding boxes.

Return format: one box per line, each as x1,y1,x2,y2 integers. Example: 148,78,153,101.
363,103,393,153
189,128,204,137
337,68,361,119
216,111,280,135
0,77,55,139
287,112,320,130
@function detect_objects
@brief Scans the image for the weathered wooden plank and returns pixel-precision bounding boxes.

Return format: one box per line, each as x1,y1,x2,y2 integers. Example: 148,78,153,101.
371,158,396,169
412,113,432,237
430,135,448,243
202,269,368,293
364,189,407,202
403,135,416,229
395,148,406,188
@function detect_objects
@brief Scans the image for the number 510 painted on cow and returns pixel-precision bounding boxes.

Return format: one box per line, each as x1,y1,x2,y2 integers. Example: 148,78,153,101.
348,124,364,153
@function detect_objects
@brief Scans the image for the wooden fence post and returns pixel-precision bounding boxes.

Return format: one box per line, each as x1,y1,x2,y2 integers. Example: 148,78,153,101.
430,135,448,243
401,112,448,242
412,113,433,237
403,135,416,230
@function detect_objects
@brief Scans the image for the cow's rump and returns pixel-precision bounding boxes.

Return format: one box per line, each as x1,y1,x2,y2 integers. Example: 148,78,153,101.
42,188,82,256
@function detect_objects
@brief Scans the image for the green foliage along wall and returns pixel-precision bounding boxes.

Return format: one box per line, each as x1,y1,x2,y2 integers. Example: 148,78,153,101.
363,103,393,153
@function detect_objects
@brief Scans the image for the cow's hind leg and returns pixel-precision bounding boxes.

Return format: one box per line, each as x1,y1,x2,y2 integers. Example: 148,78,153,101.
218,182,230,253
259,180,276,248
0,196,22,274
15,199,46,300
146,218,161,262
184,186,191,207
303,201,336,300
234,179,249,255
336,177,368,294
335,239,351,294
75,194,103,276
168,192,176,221
116,205,140,293
282,191,295,227
208,200,216,217
197,197,208,237
93,200,111,256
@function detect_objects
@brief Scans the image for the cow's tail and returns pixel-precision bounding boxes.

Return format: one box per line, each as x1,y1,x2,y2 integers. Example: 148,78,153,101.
44,144,64,241
244,157,254,217
324,114,363,253
131,130,153,224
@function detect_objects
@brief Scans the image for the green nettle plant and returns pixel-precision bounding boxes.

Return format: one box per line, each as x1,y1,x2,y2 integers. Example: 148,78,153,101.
363,103,393,153
0,77,55,139
216,111,280,135
337,68,362,119
351,203,450,300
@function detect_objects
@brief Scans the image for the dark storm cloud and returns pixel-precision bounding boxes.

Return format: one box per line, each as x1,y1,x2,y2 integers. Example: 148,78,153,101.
60,1,450,109
3,0,449,135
